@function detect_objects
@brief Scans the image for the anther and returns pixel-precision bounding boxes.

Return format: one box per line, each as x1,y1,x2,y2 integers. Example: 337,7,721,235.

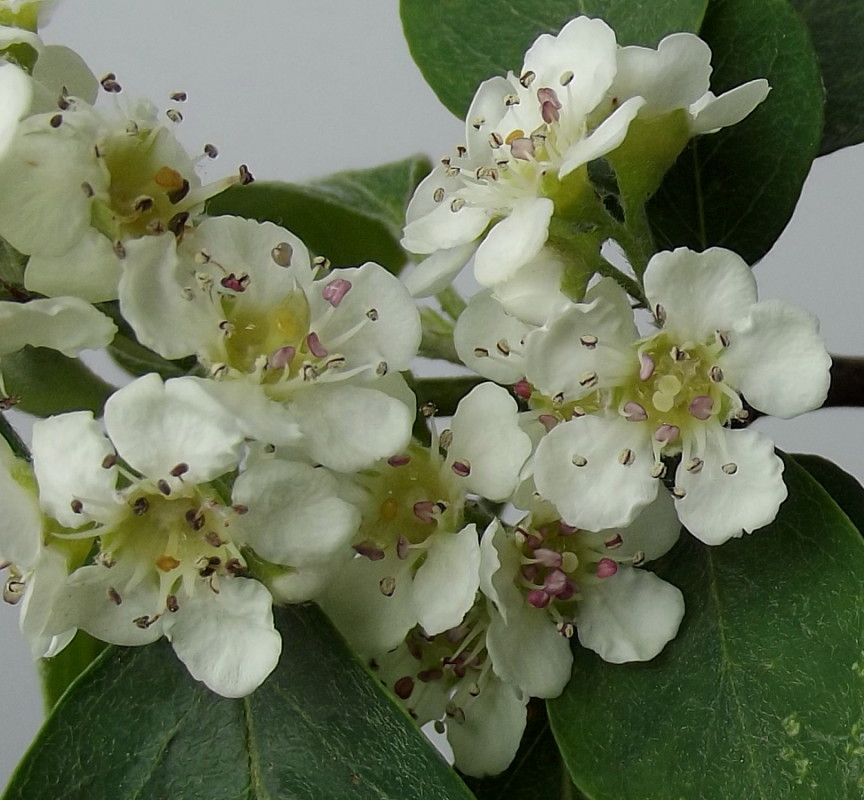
413,501,437,523
204,143,219,159
185,508,205,531
710,366,724,382
557,622,575,639
496,339,510,356
672,487,687,499
639,354,655,381
604,534,623,549
271,242,293,266
527,588,550,608
376,361,388,376
671,345,689,361
473,347,489,358
488,131,504,147
450,197,466,212
394,676,414,699
387,454,411,467
133,195,154,212
618,448,635,466
623,401,648,421
306,332,328,358
580,334,598,349
170,91,187,102
49,114,62,128
170,462,189,478
520,70,536,87
133,615,157,629
722,462,739,475
717,330,731,348
156,555,180,572
686,458,704,473
439,429,453,451
167,179,190,204
100,73,121,93
81,181,95,197
220,272,250,292
579,371,598,388
470,117,485,130
166,595,179,612
204,531,223,547
654,424,680,445
379,576,396,597
513,380,532,400
509,137,535,160
451,459,471,478
313,255,331,271
102,453,117,469
238,164,255,185
433,187,445,203
396,536,410,560
167,211,189,237
571,454,588,467
113,240,126,259
353,542,385,561
107,587,122,605
166,109,183,123
421,402,437,417
689,395,714,420
456,145,467,157
596,558,618,578
560,70,574,86
322,278,352,307
3,577,24,605
70,499,83,514
157,479,171,496
132,497,149,515
632,551,646,567
651,462,667,479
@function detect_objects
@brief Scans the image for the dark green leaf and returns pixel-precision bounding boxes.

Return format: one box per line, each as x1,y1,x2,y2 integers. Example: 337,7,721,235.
4,603,475,800
793,453,864,535
548,454,864,799
400,0,708,118
1,346,114,416
207,154,431,274
648,0,824,264
788,0,864,154
39,632,107,712
464,701,585,800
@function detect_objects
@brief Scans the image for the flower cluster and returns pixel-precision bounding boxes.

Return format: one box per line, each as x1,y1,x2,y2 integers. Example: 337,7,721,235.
0,7,833,780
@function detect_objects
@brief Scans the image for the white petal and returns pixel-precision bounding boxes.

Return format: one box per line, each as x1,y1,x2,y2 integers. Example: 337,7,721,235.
0,296,115,357
609,489,681,563
487,599,573,697
164,578,281,698
25,229,122,302
675,428,786,544
0,61,31,160
265,551,353,604
232,460,360,566
103,374,245,484
30,45,98,114
464,75,518,155
644,247,757,337
32,411,121,528
613,34,712,116
448,677,528,778
309,262,420,372
0,440,42,567
474,198,554,286
401,242,478,297
447,383,532,501
292,383,413,472
534,416,658,530
576,567,684,662
319,555,417,655
454,290,530,384
721,299,831,418
402,196,490,254
119,233,219,359
413,525,481,636
690,80,770,135
20,546,76,659
559,96,645,177
491,249,570,326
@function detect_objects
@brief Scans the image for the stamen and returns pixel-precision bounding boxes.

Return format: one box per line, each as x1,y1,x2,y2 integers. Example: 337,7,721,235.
513,380,532,400
685,458,704,473
322,278,352,307
306,332,328,358
527,588,550,608
396,536,410,560
433,187,445,203
353,542,385,561
654,424,680,445
596,558,618,578
451,459,471,478
571,454,588,467
721,462,738,475
538,414,558,432
689,395,714,420
379,576,396,597
204,143,219,159
70,499,84,514
623,401,648,421
639,354,655,381
387,454,411,467
268,346,295,371
672,487,687,499
509,137,535,160
710,366,724,383
604,534,623,549
580,334,598,349
394,676,414,700
107,587,122,605
618,448,635,466
520,70,536,87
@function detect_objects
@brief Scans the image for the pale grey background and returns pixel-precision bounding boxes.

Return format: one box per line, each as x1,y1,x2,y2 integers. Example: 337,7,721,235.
2,0,862,787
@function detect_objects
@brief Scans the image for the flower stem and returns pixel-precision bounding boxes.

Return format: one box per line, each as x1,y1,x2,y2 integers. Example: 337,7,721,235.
0,412,29,461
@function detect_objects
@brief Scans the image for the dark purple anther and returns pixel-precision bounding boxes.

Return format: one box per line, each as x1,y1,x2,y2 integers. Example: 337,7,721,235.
513,380,532,400
220,273,249,292
387,454,411,467
596,558,618,579
527,588,551,608
543,569,569,595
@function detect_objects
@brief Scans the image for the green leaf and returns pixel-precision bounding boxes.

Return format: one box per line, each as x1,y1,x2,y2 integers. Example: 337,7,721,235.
206,154,431,274
39,632,107,712
1,346,114,416
400,0,708,118
787,0,864,154
793,453,864,536
548,454,864,799
648,0,824,264
463,701,585,800
4,603,476,800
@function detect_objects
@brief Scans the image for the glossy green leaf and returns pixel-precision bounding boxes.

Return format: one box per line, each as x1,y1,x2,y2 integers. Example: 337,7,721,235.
207,154,431,274
4,603,475,800
1,346,114,416
463,701,585,800
787,0,864,154
548,454,864,799
648,0,824,264
38,632,107,712
793,453,864,536
400,0,708,119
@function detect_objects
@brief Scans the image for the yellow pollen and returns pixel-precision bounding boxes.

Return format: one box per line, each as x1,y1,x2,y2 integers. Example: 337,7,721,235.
154,166,184,190
379,498,399,522
505,129,525,145
155,554,181,572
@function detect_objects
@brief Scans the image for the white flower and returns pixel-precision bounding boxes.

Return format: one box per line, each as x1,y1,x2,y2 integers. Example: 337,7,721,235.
0,0,59,31
481,495,684,670
22,374,289,697
0,92,239,301
369,607,529,778
526,247,831,543
319,383,532,654
120,215,422,472
401,17,769,296
0,60,30,158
